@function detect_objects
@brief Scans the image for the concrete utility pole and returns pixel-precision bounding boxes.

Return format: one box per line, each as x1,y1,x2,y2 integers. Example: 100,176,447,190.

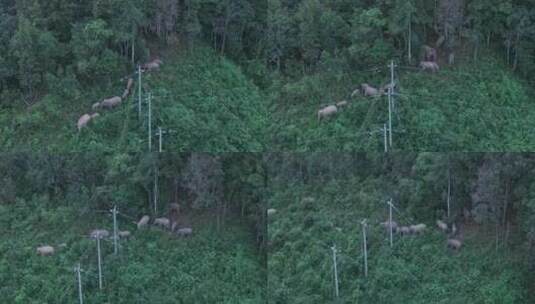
447,167,451,218
148,92,152,152
384,123,388,153
138,65,142,120
331,245,339,298
131,39,135,65
96,237,103,290
153,165,158,214
158,127,163,153
447,169,451,218
388,199,394,247
361,219,368,277
389,60,397,110
390,60,395,90
388,88,393,148
75,263,83,304
111,205,118,255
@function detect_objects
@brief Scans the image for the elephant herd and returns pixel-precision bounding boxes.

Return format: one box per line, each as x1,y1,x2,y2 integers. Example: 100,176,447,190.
379,221,427,236
136,203,193,237
36,203,191,257
76,58,164,131
379,217,463,251
317,45,440,121
36,228,130,256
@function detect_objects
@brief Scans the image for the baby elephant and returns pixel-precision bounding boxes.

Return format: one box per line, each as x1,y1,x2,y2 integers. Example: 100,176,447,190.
381,83,396,95
154,217,170,229
398,226,411,235
142,59,163,72
121,89,130,100
409,224,426,235
90,229,110,239
317,105,338,121
436,219,448,233
176,227,193,237
423,45,437,62
118,230,131,239
336,100,349,108
99,96,123,110
419,61,439,73
380,220,398,233
77,114,91,131
361,84,381,97
137,215,150,229
36,245,55,256
447,239,462,251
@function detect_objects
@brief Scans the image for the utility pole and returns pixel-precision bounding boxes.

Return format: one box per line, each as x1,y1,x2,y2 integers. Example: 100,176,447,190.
361,219,368,277
389,60,397,110
390,60,395,91
158,127,163,153
153,165,158,214
383,123,388,153
388,199,393,247
138,65,142,120
96,237,103,290
388,88,393,148
331,245,339,299
148,92,152,152
75,263,83,304
111,205,118,255
131,38,135,65
447,167,451,218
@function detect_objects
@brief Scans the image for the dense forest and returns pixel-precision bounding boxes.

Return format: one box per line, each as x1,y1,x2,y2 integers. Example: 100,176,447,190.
1,0,535,302
0,153,267,303
0,0,268,152
1,0,535,150
267,153,535,303
265,0,535,150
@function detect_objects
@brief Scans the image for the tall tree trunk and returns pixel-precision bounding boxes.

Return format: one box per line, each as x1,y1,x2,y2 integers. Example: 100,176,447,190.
512,33,520,71
504,221,510,249
131,38,135,64
221,22,229,55
506,38,511,66
222,201,227,228
495,216,499,252
216,201,221,232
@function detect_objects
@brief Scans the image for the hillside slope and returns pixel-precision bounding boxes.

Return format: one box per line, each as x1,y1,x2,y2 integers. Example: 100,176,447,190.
269,54,535,151
267,176,530,303
0,199,266,303
0,46,267,152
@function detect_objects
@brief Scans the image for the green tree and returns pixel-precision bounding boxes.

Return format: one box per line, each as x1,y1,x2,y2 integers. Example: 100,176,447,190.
70,18,121,83
266,0,291,70
10,16,60,102
348,7,393,66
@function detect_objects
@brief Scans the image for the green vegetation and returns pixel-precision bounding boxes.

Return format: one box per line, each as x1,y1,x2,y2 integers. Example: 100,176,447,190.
2,1,535,151
1,202,264,303
264,0,535,151
267,153,535,303
269,53,535,151
0,153,267,303
0,0,267,152
0,46,266,152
